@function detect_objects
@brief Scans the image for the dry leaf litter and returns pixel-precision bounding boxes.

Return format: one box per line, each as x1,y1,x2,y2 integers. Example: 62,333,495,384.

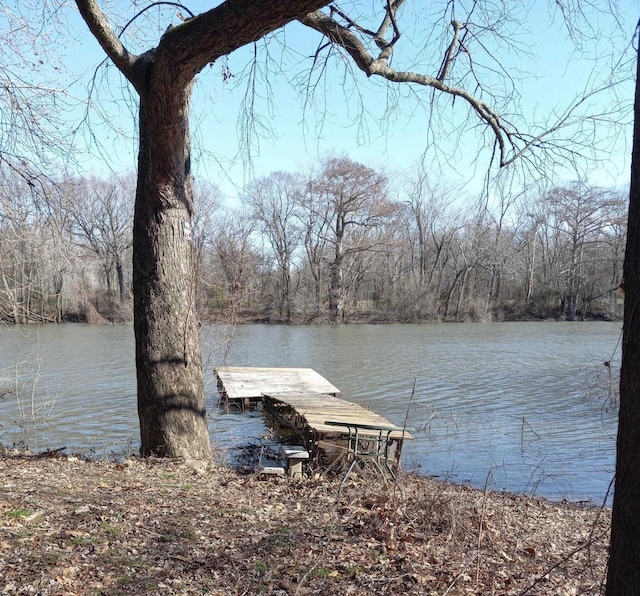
0,449,610,595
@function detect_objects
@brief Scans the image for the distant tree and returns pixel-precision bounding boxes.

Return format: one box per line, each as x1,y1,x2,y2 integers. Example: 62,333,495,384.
479,188,523,320
440,207,483,321
367,205,412,317
543,182,625,320
296,173,331,317
402,170,456,317
601,195,627,318
62,175,133,303
191,180,222,317
211,212,258,317
406,171,438,288
0,174,40,323
245,172,302,321
0,171,71,323
515,196,549,311
311,157,394,322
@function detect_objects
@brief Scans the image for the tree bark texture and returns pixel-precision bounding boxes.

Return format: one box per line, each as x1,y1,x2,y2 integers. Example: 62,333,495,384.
133,78,212,458
75,0,329,459
606,42,640,595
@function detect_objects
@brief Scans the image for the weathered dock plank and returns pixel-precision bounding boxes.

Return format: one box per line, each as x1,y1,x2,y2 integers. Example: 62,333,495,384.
263,391,413,441
215,366,341,404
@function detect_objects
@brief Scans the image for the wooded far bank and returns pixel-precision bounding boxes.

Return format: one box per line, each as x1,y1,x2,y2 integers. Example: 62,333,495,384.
0,158,626,326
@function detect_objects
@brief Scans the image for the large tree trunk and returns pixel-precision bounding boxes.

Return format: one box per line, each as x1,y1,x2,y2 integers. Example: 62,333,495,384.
328,251,344,323
115,252,126,302
133,81,211,459
328,218,345,323
606,43,640,595
281,257,292,321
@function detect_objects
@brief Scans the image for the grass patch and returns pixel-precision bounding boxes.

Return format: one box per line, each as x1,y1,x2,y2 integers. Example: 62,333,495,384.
310,567,337,579
101,521,122,538
5,509,31,519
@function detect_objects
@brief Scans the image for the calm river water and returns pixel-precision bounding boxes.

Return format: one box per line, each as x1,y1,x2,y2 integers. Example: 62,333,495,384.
0,322,621,503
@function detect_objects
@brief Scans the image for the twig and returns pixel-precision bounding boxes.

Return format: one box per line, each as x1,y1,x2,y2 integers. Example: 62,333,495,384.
295,509,341,594
476,467,492,582
442,555,478,595
401,377,416,432
518,526,611,595
35,446,67,458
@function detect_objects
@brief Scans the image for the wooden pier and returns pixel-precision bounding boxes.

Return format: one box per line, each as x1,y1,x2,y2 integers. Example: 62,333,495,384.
261,391,411,440
262,391,413,467
215,366,413,474
216,366,341,408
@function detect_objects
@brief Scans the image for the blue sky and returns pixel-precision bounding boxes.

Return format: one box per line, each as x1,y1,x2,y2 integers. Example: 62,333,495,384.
60,1,637,206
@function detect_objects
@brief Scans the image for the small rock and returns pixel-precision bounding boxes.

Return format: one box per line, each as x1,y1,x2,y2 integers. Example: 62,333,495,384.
184,459,210,474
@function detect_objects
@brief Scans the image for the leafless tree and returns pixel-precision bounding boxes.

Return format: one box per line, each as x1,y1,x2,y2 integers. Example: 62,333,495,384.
71,0,631,458
0,2,76,187
74,0,332,458
0,170,74,323
245,171,302,321
311,156,395,322
190,179,223,317
296,171,331,318
403,169,457,299
543,181,625,320
211,210,259,318
61,175,133,303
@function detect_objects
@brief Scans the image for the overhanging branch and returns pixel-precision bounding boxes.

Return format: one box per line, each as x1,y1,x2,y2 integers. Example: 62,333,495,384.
299,6,627,171
75,0,139,87
300,9,511,166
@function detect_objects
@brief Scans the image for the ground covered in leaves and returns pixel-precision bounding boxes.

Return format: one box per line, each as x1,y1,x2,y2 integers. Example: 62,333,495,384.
0,450,610,595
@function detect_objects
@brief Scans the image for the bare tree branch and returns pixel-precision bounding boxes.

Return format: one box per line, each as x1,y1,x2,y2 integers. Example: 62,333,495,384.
300,9,511,166
74,0,139,85
437,20,464,82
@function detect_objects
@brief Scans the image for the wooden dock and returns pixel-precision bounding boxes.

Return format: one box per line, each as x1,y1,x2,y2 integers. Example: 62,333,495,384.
215,366,341,407
215,366,413,473
261,391,411,440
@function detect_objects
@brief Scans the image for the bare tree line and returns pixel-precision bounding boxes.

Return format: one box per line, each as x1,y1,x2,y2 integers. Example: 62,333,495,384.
0,156,627,325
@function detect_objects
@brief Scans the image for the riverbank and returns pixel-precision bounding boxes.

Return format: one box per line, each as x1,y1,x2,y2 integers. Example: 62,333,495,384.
3,300,619,325
0,450,610,595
